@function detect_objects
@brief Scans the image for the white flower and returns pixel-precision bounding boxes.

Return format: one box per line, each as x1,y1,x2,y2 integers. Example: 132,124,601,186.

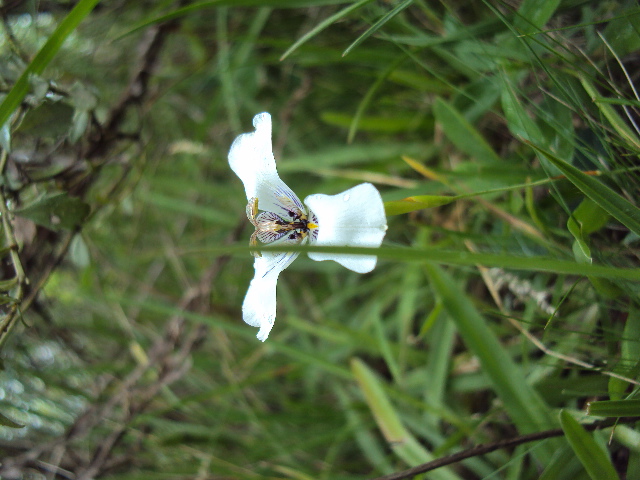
228,112,387,341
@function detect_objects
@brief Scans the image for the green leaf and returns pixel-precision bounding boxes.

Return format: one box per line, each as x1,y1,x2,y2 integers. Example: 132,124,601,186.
350,358,459,480
0,0,102,129
500,73,544,144
424,263,558,459
560,410,619,480
580,76,640,150
567,198,609,263
342,0,414,57
0,411,24,428
115,0,360,41
208,244,640,281
514,0,561,34
587,400,640,417
527,141,640,238
13,192,90,231
384,195,454,216
280,0,374,60
433,98,502,164
348,55,405,144
16,101,74,138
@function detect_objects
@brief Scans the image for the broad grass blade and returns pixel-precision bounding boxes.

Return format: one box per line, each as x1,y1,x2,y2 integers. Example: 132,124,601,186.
527,141,640,237
560,410,619,480
425,263,558,459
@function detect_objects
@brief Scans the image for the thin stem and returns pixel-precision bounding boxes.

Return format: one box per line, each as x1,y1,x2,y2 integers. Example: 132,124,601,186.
370,418,638,480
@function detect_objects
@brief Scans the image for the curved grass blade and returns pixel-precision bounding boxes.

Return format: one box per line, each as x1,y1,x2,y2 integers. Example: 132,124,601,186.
425,263,558,460
280,0,374,61
342,0,414,57
526,141,640,237
560,410,619,480
350,358,460,480
0,0,102,129
580,75,640,150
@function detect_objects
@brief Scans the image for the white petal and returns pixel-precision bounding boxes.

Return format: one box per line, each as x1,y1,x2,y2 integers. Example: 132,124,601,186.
304,183,387,273
228,112,304,214
242,250,299,341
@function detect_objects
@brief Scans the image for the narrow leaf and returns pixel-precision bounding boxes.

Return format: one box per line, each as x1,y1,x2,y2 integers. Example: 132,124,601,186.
280,0,374,60
433,98,502,164
384,195,454,216
0,0,102,129
350,358,459,480
560,410,619,480
342,0,414,57
425,263,558,459
527,141,640,237
587,400,640,417
580,76,640,150
207,244,640,281
514,0,561,34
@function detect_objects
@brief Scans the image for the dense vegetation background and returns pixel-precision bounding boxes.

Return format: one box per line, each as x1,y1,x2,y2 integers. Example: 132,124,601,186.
1,0,639,478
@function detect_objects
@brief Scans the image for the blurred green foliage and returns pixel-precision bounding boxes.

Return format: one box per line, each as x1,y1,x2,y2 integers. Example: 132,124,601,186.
0,1,639,479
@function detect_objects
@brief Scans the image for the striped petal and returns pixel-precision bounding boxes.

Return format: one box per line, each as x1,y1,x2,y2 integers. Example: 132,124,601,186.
228,112,304,216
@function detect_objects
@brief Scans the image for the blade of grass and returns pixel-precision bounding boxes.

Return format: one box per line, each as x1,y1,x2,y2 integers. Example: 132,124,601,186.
424,263,558,458
115,0,362,41
347,55,405,143
384,195,454,215
0,0,102,129
560,410,619,480
526,141,640,237
342,0,414,57
514,0,561,34
433,98,502,164
199,244,640,281
580,75,640,150
587,400,640,417
280,0,374,61
351,358,460,480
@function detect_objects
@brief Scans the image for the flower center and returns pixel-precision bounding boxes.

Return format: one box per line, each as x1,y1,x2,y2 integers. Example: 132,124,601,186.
246,197,318,250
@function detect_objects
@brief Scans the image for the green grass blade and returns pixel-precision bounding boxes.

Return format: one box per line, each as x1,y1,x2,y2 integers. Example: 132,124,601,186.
347,55,405,143
514,0,561,34
115,0,361,41
580,76,640,150
384,195,455,215
424,263,557,456
342,0,414,57
433,98,502,164
280,0,374,61
0,0,102,129
527,141,640,237
202,244,640,281
350,358,460,480
560,410,619,480
587,400,640,417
